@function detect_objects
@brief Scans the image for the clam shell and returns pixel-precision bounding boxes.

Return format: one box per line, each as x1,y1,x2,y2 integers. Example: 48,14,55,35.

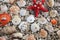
12,32,23,38
1,26,17,34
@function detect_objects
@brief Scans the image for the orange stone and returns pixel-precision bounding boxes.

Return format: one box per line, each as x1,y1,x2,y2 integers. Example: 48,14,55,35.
51,19,57,25
0,12,11,26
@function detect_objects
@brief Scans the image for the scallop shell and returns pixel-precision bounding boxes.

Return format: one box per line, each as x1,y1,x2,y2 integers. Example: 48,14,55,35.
47,0,54,7
39,29,47,38
1,26,17,34
12,32,23,38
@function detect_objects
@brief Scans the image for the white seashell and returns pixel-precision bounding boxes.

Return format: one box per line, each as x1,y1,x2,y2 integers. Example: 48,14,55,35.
17,0,26,7
38,17,47,24
12,32,23,38
12,16,21,25
45,24,54,32
31,23,40,32
26,15,35,23
47,0,54,7
1,5,8,12
13,39,19,40
20,9,27,16
18,22,29,32
39,29,47,38
50,10,58,17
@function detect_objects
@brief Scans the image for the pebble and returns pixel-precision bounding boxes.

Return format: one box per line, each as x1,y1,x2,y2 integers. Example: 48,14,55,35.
26,15,35,23
31,23,40,32
39,29,47,38
17,0,26,7
12,15,21,25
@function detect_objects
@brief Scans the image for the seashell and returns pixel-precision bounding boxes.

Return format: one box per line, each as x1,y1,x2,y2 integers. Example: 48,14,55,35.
39,29,47,38
0,37,6,40
38,17,47,24
1,5,8,12
49,10,58,17
47,0,54,7
45,23,54,32
1,26,17,34
26,15,35,23
51,19,57,25
20,8,27,16
0,13,11,26
10,5,20,14
17,0,26,7
26,34,36,40
57,30,60,37
31,23,40,32
12,32,23,38
42,12,49,17
3,0,15,4
18,22,29,32
12,15,21,25
13,39,19,40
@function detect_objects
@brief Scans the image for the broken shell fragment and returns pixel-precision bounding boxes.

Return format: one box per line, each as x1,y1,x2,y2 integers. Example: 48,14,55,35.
26,34,36,40
26,15,35,23
12,32,23,38
18,22,29,32
47,0,54,7
50,10,58,17
1,5,8,12
31,23,40,32
1,26,17,34
39,29,47,38
10,5,20,14
45,23,54,32
38,17,47,24
17,0,26,7
57,30,60,37
12,15,21,25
